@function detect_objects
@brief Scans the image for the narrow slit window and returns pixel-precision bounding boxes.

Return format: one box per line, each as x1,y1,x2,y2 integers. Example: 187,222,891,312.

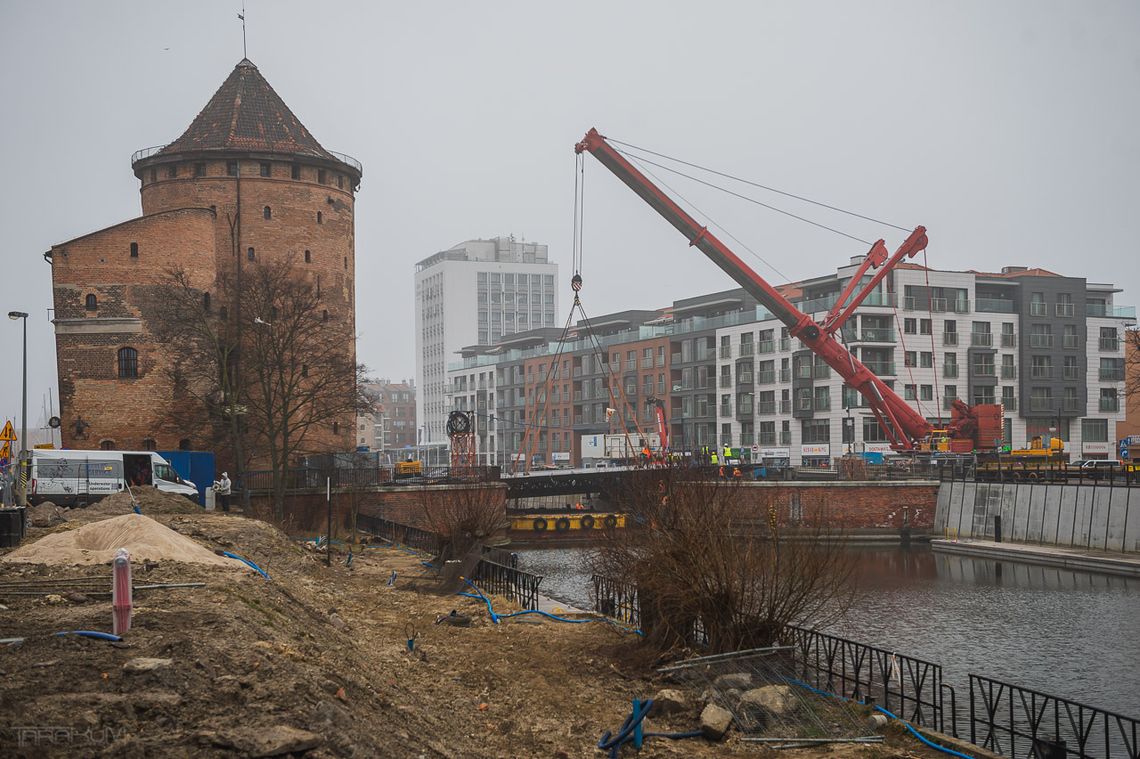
316,211,323,224
259,162,271,177
194,162,206,177
130,242,139,258
318,169,327,184
227,160,238,176
291,164,301,180
322,309,329,322
247,247,255,261
263,206,271,220
167,165,178,179
203,292,211,311
304,250,311,263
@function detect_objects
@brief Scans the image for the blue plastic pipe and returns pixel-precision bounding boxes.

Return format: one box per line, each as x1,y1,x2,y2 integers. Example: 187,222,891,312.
55,630,122,642
222,551,270,580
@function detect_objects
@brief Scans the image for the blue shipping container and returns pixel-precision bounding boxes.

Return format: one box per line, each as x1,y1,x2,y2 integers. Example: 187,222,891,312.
158,451,216,506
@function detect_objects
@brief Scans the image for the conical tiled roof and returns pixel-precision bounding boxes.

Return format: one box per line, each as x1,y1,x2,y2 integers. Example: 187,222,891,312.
158,59,336,161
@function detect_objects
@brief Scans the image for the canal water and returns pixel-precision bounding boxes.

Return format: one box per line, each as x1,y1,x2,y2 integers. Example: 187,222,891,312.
516,545,1140,720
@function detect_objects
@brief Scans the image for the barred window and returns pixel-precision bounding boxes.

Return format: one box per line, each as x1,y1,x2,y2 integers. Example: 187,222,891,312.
117,347,139,379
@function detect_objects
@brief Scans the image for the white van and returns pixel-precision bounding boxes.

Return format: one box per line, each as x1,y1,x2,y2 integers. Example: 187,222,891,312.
23,449,198,507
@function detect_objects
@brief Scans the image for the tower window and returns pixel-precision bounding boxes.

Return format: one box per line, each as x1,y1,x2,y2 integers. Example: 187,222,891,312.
343,256,347,270
291,164,301,180
247,247,255,261
219,306,228,321
259,162,271,177
322,309,329,322
149,168,157,183
130,242,139,258
167,165,177,179
194,162,206,177
100,440,116,451
337,175,344,189
302,364,309,377
117,347,139,379
333,422,340,435
263,206,271,220
316,211,323,224
316,275,321,297
318,169,327,184
227,160,238,176
203,292,211,311
304,250,311,263
85,294,98,311
178,438,192,451
142,438,156,451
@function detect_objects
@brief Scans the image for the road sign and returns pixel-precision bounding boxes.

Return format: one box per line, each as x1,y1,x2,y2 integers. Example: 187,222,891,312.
0,421,14,442
751,444,760,455
1122,444,1131,460
0,441,9,460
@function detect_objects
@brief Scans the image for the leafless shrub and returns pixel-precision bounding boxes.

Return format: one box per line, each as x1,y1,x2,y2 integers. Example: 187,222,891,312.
420,485,508,558
592,467,855,654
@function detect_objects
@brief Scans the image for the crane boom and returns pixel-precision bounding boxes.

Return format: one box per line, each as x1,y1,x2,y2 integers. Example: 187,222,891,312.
575,128,933,450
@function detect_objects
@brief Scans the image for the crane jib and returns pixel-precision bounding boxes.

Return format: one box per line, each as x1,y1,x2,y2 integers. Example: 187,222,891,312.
576,127,934,449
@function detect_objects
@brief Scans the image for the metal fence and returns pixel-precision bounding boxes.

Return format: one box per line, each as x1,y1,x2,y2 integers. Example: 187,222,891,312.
472,557,542,610
239,465,501,493
781,625,953,736
356,513,443,554
969,674,1139,759
591,574,641,626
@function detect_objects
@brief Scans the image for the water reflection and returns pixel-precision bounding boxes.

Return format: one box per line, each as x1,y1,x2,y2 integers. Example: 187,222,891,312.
517,544,1140,718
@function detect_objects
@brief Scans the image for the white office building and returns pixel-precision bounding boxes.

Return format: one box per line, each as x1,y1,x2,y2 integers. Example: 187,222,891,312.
415,236,558,447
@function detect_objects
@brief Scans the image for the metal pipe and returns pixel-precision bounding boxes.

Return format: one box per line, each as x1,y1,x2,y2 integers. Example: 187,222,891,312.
656,645,794,672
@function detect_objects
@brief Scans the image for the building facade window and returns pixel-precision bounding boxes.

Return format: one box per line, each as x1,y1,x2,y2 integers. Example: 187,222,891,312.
117,347,139,379
227,160,238,176
194,162,206,177
167,164,178,179
178,438,192,451
259,162,271,177
318,169,327,184
291,164,301,180
247,247,255,261
100,440,115,451
130,242,139,258
203,292,211,311
316,211,323,224
85,294,98,311
263,206,271,220
142,438,156,451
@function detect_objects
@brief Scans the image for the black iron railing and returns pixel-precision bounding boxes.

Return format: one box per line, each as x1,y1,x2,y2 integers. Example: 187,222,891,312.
239,465,501,494
969,674,1139,759
591,574,640,626
472,558,542,610
356,513,443,554
781,625,953,736
481,545,519,568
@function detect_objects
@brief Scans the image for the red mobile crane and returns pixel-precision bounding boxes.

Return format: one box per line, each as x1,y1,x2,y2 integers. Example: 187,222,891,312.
576,128,996,452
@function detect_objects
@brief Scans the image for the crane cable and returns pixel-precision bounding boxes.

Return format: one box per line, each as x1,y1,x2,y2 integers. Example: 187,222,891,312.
923,248,944,427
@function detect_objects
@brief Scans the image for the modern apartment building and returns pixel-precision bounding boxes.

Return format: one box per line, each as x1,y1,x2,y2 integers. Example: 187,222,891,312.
448,259,1134,467
414,237,558,447
357,380,417,456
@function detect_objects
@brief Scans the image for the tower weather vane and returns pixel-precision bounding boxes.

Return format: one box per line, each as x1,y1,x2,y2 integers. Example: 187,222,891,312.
237,2,247,59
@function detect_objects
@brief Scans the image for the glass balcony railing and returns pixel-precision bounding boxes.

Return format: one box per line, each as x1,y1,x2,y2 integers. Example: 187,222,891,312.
1099,369,1125,381
1087,304,1136,318
943,365,959,378
1001,366,1017,379
971,332,994,346
1029,335,1054,348
1001,334,1017,348
757,371,775,384
1030,302,1048,317
975,297,1015,313
943,332,959,346
1099,398,1120,413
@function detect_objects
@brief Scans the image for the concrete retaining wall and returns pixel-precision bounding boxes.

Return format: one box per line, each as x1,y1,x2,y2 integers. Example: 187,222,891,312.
935,481,1139,553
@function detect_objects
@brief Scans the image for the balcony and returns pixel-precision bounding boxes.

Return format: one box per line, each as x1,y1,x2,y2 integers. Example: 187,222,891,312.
1056,303,1075,317
756,401,776,415
719,375,732,389
1001,365,1017,379
719,346,732,360
780,400,792,414
1029,366,1053,379
1100,397,1120,413
1087,304,1137,318
737,401,754,416
864,361,896,376
976,297,1015,313
758,340,776,354
1001,334,1017,348
740,342,755,357
943,332,959,346
779,338,791,351
740,433,755,446
779,369,791,382
814,396,831,412
719,403,732,417
757,371,775,384
1029,335,1054,348
859,328,895,342
795,366,813,380
1099,368,1125,381
813,365,831,380
1062,367,1080,380
1063,336,1080,349
1003,397,1018,411
1099,337,1119,351
759,432,777,445
972,363,996,377
943,365,959,378
971,332,994,347
780,431,792,445
1030,302,1048,317
738,373,754,386
1061,398,1081,413
1029,398,1054,412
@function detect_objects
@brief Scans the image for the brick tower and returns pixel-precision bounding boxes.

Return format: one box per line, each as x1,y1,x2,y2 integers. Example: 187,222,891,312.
49,59,361,457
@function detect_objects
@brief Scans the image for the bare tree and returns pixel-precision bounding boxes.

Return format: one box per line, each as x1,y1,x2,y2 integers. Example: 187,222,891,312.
420,484,509,559
592,468,856,654
241,257,371,518
1126,328,1140,399
156,256,372,519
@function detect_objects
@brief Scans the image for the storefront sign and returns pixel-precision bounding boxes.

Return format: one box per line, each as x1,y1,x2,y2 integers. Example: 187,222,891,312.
758,447,791,458
800,444,830,457
1083,442,1111,454
863,443,898,454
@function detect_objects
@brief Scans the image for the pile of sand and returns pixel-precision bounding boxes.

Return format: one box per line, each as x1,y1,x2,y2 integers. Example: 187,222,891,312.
2,513,245,568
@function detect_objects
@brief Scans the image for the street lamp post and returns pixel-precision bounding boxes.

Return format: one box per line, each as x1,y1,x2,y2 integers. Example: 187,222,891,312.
8,311,29,505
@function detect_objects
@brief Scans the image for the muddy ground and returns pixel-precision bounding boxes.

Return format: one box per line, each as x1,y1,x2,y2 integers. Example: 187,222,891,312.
1,496,955,758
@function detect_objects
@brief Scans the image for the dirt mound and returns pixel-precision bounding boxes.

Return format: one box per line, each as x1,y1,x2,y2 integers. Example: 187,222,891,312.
73,489,201,522
2,513,246,567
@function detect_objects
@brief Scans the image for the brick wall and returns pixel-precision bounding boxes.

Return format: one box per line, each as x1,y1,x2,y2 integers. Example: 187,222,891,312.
726,481,938,530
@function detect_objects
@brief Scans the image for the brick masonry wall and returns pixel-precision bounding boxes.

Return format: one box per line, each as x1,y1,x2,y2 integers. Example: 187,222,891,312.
728,481,938,530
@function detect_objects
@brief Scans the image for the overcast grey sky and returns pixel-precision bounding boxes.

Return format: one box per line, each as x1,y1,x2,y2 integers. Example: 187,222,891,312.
1,0,1138,435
